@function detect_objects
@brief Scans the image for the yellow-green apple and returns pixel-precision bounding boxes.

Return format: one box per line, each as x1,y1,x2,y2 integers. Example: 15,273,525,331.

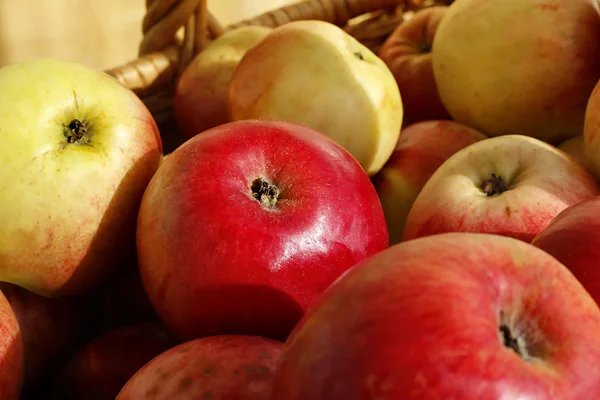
558,135,596,175
531,197,600,306
116,335,282,400
136,119,389,342
0,58,163,297
0,289,23,400
0,283,100,394
272,232,600,399
174,26,273,140
372,120,486,244
403,135,600,243
584,78,600,179
53,322,177,400
379,6,450,126
432,0,600,144
228,20,403,177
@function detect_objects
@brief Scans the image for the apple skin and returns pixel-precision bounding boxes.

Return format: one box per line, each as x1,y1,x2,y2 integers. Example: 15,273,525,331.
558,135,596,175
584,78,600,180
0,283,100,393
0,289,24,400
379,6,450,126
52,322,177,400
136,119,389,342
403,135,600,243
228,20,403,177
272,232,600,400
116,335,282,400
173,26,273,140
0,58,163,297
432,0,600,144
372,120,486,244
531,196,600,306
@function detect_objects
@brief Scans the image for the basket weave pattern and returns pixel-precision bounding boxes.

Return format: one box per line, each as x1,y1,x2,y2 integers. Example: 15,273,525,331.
105,0,453,146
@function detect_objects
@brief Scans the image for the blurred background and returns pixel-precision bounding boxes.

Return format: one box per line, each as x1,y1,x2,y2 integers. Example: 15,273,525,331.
0,0,297,71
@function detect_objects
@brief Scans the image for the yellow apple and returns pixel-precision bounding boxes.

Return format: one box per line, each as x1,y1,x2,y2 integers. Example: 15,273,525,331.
228,20,403,177
0,58,163,297
432,0,600,144
174,26,273,140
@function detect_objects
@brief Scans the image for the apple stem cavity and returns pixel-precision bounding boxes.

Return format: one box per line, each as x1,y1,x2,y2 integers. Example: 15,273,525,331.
499,323,530,361
64,119,88,144
480,173,509,197
251,178,281,209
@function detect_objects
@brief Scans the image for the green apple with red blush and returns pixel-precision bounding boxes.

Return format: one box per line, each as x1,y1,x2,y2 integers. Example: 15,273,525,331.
0,58,163,298
403,135,600,242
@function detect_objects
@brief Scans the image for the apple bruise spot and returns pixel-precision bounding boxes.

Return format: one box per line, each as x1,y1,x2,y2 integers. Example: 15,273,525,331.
251,178,280,209
354,52,365,61
480,173,509,197
64,119,88,144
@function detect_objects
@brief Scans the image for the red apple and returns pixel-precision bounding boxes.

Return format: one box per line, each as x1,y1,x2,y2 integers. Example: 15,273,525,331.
372,120,487,244
531,196,600,305
53,322,177,400
379,6,451,126
403,135,600,242
136,119,389,342
0,289,23,400
0,283,100,392
272,232,600,399
116,335,282,400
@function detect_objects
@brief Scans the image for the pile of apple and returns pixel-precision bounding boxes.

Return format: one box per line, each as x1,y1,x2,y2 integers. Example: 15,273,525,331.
2,0,600,399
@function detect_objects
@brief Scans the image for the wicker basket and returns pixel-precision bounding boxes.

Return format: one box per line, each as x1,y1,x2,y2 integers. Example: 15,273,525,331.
104,0,453,152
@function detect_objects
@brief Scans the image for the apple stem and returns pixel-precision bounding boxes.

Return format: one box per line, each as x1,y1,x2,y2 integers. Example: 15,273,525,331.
65,119,88,144
480,173,509,197
251,178,280,209
499,324,529,360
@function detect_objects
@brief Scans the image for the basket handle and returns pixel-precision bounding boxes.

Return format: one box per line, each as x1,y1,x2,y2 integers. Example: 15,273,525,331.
105,0,413,94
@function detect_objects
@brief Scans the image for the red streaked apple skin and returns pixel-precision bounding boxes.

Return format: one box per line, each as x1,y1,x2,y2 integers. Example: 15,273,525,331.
116,335,282,400
403,135,600,243
379,6,450,126
136,119,389,342
531,197,600,305
373,120,486,244
271,232,600,400
0,289,24,400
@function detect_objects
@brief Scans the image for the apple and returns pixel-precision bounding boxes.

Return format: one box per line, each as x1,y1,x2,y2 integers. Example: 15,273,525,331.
379,6,450,126
0,283,100,393
372,120,486,244
0,289,23,400
0,58,163,298
116,335,282,400
228,20,403,177
136,119,389,342
531,196,600,306
52,322,176,400
432,0,600,144
403,135,600,243
272,232,600,399
558,135,596,175
174,26,273,140
584,78,600,179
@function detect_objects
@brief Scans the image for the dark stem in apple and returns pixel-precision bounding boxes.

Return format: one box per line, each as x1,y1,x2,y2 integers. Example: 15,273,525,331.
480,173,509,197
251,178,280,209
65,119,88,144
499,323,529,360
